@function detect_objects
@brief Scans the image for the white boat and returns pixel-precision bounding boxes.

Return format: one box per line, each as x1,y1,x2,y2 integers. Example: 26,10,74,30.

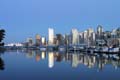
109,48,119,52
102,47,109,52
40,47,46,51
39,46,47,51
59,47,66,52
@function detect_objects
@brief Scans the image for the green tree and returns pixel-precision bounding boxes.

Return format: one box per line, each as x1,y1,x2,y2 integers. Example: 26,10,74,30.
0,29,5,46
0,57,4,70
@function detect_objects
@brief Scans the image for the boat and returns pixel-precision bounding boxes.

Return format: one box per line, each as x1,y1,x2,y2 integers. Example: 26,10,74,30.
40,47,46,51
39,46,47,51
93,47,120,54
58,46,66,52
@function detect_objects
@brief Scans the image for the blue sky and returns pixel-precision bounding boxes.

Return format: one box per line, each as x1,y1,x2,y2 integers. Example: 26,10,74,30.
0,0,120,43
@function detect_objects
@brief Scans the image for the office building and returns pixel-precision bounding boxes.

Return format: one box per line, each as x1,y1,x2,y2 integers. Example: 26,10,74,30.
71,28,79,45
26,37,33,47
97,25,103,39
48,28,54,46
41,37,46,45
36,34,41,46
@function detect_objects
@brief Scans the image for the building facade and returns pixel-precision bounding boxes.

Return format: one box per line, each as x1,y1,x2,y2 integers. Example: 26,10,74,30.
48,28,54,46
71,28,79,45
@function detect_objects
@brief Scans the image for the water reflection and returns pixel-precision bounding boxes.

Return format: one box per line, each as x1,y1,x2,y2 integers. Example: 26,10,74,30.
35,50,41,62
41,51,45,59
26,50,35,58
0,57,4,70
5,50,120,71
48,52,54,68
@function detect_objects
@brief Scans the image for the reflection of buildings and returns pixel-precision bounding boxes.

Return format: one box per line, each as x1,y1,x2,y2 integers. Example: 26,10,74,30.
36,54,40,62
64,53,120,70
72,54,79,68
35,50,41,62
25,50,47,62
55,52,62,62
48,52,54,68
24,50,120,70
26,50,35,58
41,52,46,59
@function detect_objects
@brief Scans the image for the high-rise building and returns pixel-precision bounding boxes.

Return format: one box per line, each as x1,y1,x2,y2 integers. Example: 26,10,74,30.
68,34,72,45
64,34,69,45
41,37,46,45
56,34,64,45
90,32,96,46
91,32,96,41
83,30,88,43
48,28,54,46
26,37,33,47
111,29,117,38
36,34,41,46
71,28,79,45
79,32,84,44
87,28,94,38
97,25,103,39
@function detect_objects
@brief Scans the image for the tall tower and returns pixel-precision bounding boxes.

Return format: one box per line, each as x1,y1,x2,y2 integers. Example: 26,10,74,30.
48,28,54,46
36,34,41,46
26,37,33,47
97,25,103,39
41,37,46,46
87,28,94,38
71,28,79,45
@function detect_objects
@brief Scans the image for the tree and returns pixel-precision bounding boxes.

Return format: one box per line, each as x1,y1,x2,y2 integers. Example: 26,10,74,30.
0,29,5,46
0,57,4,70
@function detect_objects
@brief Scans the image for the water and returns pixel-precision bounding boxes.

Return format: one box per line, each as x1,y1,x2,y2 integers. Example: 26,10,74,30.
0,50,120,80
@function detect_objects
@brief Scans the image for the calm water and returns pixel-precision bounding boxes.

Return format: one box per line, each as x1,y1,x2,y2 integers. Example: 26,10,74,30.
0,50,120,80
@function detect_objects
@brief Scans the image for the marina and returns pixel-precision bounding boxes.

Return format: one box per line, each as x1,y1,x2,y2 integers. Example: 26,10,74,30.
4,45,120,55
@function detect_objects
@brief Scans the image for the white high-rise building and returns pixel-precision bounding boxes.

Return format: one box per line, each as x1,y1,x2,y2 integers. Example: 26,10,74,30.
71,28,79,45
91,32,96,41
83,30,88,40
97,25,103,36
79,32,84,43
41,37,46,45
88,28,94,38
48,28,54,45
111,29,117,38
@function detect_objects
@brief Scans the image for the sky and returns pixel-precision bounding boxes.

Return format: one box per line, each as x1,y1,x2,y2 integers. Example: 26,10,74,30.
0,0,120,43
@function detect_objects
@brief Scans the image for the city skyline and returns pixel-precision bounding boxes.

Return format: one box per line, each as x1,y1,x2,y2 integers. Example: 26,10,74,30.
0,24,119,43
0,0,120,43
4,25,120,44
